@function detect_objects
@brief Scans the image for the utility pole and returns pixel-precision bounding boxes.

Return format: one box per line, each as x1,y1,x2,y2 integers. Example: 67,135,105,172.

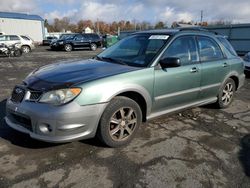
97,18,100,34
200,10,203,23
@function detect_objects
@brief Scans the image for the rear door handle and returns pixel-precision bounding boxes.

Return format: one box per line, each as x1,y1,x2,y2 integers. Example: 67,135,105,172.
223,63,228,67
190,67,198,73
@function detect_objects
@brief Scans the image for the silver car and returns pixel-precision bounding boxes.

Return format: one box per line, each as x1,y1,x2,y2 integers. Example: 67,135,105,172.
0,35,35,53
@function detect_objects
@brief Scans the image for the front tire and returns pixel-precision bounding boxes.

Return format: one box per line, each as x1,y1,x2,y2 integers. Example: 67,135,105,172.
64,44,73,52
97,96,142,147
216,78,236,108
14,49,22,57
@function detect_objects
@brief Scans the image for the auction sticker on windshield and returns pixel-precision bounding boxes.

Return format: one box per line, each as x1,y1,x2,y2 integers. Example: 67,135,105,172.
149,35,169,40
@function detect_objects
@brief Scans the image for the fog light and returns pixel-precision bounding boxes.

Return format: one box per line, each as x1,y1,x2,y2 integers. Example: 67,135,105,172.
39,124,52,133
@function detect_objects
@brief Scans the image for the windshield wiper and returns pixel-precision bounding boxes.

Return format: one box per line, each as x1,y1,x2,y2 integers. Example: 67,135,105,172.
96,56,128,66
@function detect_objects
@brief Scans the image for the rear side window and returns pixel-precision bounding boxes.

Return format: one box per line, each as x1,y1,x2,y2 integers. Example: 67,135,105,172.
162,36,198,65
197,36,224,61
21,36,30,41
84,34,91,39
74,34,84,40
92,34,100,40
9,35,20,41
217,37,237,56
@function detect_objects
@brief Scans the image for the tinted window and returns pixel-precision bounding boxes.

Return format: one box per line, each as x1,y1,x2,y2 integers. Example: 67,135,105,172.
74,34,84,41
197,36,224,61
9,35,20,41
84,34,91,39
217,37,237,56
161,36,198,65
92,34,100,40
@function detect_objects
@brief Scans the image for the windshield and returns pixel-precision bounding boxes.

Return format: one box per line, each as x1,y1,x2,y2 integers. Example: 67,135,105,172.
97,34,169,67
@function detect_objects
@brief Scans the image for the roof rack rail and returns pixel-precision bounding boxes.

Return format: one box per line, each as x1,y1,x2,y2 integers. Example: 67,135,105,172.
178,27,218,35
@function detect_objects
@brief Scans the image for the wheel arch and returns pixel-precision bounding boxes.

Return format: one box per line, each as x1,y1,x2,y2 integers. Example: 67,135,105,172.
222,71,240,90
116,91,147,122
21,45,31,51
106,87,152,122
229,75,239,90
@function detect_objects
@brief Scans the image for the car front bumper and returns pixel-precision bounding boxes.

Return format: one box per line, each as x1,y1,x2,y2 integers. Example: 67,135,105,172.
5,99,108,143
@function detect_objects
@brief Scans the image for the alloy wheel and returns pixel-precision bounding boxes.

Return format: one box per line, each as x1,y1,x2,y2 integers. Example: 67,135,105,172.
90,43,97,51
109,107,137,141
65,44,72,52
222,82,234,105
22,46,30,53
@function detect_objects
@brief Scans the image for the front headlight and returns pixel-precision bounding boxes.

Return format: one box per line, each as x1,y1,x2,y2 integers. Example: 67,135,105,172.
58,41,64,45
39,88,82,105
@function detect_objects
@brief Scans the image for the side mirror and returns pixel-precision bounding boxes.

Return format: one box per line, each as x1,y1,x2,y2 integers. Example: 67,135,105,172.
159,57,181,69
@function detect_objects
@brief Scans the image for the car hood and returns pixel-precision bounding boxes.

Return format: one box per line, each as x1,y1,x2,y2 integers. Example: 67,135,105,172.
23,59,141,91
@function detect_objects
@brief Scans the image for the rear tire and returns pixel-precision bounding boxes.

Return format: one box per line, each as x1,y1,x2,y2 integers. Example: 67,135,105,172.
64,44,73,52
90,43,97,51
215,78,236,108
21,45,30,53
97,96,142,147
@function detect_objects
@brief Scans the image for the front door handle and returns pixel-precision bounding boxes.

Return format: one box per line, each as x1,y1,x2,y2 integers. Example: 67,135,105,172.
190,67,198,73
223,63,228,67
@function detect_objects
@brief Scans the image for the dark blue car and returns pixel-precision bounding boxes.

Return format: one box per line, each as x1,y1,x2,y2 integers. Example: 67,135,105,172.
50,33,102,51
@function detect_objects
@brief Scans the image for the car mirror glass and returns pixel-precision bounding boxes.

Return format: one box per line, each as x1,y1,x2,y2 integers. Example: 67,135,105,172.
159,57,181,69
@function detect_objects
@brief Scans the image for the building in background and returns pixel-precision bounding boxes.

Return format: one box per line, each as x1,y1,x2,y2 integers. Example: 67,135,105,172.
83,27,93,34
0,12,45,43
205,24,250,55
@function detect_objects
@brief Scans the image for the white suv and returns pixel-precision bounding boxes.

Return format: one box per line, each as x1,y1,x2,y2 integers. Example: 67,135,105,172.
0,35,35,53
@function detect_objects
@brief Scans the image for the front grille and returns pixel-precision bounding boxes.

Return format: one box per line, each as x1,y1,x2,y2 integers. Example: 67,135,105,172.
11,87,26,103
29,91,42,101
10,113,32,132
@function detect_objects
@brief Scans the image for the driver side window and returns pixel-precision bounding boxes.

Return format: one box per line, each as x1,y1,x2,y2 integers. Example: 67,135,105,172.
161,36,198,66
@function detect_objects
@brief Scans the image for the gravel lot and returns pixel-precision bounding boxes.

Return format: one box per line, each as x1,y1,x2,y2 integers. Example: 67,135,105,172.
0,46,250,188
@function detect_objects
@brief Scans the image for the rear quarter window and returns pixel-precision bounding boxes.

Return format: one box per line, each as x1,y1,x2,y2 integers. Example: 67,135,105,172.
217,37,238,56
21,36,31,41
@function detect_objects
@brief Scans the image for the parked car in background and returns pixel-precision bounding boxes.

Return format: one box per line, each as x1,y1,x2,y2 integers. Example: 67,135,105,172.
50,33,102,51
243,52,250,75
5,29,245,147
0,35,35,53
43,36,58,46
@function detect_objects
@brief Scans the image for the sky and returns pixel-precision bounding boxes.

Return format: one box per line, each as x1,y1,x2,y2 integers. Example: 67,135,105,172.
1,0,250,25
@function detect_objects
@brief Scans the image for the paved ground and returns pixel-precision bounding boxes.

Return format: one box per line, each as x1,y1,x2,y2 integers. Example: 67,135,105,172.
0,46,250,188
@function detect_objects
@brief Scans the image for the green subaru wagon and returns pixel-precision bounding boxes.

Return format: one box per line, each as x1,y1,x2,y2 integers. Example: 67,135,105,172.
5,29,245,147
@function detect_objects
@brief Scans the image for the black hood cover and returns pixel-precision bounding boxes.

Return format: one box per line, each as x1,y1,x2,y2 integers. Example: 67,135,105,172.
23,59,141,91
